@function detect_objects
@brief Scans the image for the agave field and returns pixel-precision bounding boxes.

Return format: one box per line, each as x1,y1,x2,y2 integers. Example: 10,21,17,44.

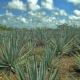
0,23,80,80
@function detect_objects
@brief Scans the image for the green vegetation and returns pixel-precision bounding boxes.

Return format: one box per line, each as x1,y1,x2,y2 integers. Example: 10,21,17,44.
0,23,80,80
0,24,13,31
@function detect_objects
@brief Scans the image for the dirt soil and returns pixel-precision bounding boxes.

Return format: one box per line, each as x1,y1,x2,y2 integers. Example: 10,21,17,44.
58,56,80,80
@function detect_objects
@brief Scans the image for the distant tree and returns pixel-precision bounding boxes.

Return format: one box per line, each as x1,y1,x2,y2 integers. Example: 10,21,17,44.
22,28,29,31
0,24,13,31
57,23,72,29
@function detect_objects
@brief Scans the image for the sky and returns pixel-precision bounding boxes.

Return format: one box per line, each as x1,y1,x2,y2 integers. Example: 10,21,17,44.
0,0,80,28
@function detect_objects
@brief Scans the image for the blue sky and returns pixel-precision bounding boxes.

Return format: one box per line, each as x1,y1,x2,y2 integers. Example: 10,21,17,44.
0,0,80,28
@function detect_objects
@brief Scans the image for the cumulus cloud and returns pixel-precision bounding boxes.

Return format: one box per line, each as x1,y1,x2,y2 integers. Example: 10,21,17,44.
5,10,13,17
0,10,57,28
53,12,59,16
27,0,40,11
67,0,80,7
74,10,80,16
51,9,67,16
59,19,66,24
41,0,54,10
27,0,38,3
41,16,56,22
17,16,27,23
28,11,46,18
27,11,47,23
69,15,80,20
0,9,73,29
0,11,29,28
59,9,67,16
5,0,27,11
3,20,6,24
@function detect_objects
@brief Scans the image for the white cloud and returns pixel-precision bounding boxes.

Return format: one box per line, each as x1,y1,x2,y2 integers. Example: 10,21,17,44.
69,15,80,20
5,0,27,11
51,17,56,20
27,0,38,4
27,0,40,11
28,11,46,18
5,10,13,17
28,4,40,11
41,0,54,10
0,10,71,29
54,12,59,16
74,10,80,16
51,8,68,16
17,16,27,23
59,9,67,16
3,20,6,24
41,15,56,23
28,11,36,16
59,19,66,24
51,11,59,16
68,0,80,7
0,11,29,28
41,12,46,16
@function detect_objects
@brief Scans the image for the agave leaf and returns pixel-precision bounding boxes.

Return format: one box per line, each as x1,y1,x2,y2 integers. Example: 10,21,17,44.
26,57,32,80
67,75,76,80
39,59,46,80
3,73,10,80
16,65,26,80
50,68,59,80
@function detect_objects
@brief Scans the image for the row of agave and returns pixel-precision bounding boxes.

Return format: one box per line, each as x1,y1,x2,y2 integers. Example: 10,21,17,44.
0,24,80,80
0,33,60,80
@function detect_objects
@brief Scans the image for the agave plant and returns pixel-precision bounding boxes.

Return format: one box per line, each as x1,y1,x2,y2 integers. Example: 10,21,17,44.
72,54,80,72
51,26,77,55
3,55,59,80
74,34,80,53
0,33,33,74
41,44,60,70
33,27,51,47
